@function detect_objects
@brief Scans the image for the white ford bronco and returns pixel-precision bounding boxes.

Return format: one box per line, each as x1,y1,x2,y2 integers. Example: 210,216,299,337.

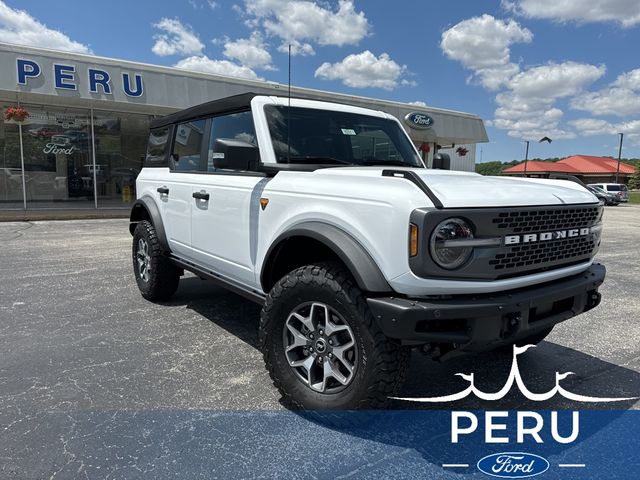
130,93,605,409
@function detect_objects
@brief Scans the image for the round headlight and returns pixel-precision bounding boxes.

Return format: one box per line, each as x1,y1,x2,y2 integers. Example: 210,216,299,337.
429,218,474,270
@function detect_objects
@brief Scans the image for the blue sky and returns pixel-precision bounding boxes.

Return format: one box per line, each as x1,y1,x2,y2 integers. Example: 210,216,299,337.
4,0,640,162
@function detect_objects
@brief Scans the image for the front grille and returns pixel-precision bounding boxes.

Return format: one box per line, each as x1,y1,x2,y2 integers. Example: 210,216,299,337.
492,207,600,233
487,205,602,277
490,236,597,270
410,203,603,281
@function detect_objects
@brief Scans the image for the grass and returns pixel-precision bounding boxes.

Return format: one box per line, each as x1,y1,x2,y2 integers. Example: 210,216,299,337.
630,191,640,204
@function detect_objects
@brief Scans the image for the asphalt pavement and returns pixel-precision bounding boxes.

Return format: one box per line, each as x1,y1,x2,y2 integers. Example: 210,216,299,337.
1,205,639,478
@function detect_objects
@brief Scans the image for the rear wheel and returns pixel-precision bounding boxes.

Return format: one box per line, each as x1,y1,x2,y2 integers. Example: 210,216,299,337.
260,263,410,410
132,220,180,301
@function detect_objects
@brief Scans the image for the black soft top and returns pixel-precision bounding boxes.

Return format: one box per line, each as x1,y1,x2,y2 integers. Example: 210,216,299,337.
150,92,257,129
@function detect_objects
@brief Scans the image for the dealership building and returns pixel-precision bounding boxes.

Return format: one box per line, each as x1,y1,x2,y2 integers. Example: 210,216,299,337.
0,42,488,215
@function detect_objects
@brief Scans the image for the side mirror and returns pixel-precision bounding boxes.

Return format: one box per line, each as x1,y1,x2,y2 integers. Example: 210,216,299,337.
212,138,259,171
433,153,451,170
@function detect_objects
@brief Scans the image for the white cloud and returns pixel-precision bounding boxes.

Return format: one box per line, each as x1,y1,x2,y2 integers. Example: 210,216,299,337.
243,0,369,54
503,0,640,28
277,40,315,56
314,51,408,90
491,62,604,139
568,118,616,136
208,0,219,9
440,14,532,90
613,69,640,90
152,18,204,57
571,68,640,116
0,1,90,53
507,62,606,99
223,32,274,70
174,55,261,80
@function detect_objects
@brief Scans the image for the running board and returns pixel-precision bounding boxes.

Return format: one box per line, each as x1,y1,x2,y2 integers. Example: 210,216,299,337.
170,255,266,304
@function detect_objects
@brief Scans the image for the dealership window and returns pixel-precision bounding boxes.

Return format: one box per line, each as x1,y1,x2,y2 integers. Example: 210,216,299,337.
207,111,256,172
8,106,95,208
0,111,25,207
0,105,152,211
91,111,150,207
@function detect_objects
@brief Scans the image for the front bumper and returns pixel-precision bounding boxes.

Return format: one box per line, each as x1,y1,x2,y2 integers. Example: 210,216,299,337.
367,263,605,351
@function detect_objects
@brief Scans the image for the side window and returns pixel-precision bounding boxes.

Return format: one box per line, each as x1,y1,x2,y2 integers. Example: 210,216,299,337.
145,127,170,167
207,111,256,172
170,119,206,172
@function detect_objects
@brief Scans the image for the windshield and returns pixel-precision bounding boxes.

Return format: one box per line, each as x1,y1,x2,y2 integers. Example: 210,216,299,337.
264,105,423,167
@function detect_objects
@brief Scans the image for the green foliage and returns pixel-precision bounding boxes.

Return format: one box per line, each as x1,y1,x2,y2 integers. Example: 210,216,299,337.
628,169,640,190
475,161,504,176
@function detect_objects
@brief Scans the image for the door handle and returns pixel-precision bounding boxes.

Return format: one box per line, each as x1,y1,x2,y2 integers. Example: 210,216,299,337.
157,186,169,195
192,191,210,201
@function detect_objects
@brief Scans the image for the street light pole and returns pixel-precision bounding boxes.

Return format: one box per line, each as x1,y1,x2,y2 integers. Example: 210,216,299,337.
616,133,624,183
523,140,530,177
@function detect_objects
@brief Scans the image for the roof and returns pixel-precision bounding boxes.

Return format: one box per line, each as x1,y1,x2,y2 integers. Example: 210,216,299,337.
503,155,636,175
150,92,257,129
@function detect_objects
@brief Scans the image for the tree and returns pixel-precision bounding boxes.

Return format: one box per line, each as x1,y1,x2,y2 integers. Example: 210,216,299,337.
628,168,640,190
475,161,504,176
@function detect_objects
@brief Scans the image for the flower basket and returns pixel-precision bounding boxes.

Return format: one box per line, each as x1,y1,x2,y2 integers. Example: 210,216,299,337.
4,106,30,122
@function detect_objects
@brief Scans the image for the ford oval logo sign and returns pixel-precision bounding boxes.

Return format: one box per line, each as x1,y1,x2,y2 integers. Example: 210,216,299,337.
477,452,549,478
404,111,434,130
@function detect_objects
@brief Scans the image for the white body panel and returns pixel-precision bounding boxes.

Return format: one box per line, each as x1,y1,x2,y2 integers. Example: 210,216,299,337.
136,96,601,297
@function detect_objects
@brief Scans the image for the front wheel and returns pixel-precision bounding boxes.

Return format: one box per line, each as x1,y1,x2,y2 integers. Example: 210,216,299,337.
259,263,410,410
132,220,180,301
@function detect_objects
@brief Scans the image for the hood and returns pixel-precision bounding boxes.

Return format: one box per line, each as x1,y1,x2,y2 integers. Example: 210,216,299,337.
314,167,598,208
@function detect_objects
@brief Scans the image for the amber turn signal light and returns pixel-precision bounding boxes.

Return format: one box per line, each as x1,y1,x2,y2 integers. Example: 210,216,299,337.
409,223,419,257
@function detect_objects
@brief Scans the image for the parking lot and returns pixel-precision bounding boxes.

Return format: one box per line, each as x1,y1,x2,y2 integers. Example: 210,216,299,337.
1,205,639,478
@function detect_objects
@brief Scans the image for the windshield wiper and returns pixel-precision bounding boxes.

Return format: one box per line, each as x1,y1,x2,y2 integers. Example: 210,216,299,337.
361,159,410,166
285,156,354,165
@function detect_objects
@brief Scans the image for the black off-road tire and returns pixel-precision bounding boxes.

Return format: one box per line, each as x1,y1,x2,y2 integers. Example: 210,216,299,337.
259,262,410,410
132,220,180,301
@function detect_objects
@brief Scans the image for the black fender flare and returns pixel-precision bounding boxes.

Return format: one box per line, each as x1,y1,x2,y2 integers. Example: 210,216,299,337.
129,196,170,252
261,221,392,293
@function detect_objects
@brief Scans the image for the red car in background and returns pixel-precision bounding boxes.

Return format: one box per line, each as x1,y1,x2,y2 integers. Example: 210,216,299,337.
27,126,60,139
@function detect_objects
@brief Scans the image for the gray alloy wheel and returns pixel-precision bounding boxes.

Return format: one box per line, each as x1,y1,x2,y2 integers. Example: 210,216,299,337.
282,301,358,393
136,238,151,282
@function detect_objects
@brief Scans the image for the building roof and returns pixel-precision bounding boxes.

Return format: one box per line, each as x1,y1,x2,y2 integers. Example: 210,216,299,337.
503,155,636,175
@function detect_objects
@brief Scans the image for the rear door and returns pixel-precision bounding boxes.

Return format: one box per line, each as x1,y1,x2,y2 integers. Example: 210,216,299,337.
161,119,207,259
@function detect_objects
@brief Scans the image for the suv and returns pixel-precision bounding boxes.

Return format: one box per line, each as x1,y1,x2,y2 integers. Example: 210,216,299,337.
586,185,620,206
588,183,629,202
129,93,606,410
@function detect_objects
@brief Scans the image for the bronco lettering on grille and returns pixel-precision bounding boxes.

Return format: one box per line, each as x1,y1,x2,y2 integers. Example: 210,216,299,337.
504,227,592,245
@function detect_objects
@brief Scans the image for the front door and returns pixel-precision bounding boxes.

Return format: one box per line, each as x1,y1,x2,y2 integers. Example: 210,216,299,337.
189,110,266,288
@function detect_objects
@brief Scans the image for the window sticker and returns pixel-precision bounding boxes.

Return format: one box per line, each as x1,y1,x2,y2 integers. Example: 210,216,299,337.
341,128,356,136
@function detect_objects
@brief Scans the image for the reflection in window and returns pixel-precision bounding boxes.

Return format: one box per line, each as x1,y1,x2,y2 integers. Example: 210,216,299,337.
171,120,205,172
208,111,256,172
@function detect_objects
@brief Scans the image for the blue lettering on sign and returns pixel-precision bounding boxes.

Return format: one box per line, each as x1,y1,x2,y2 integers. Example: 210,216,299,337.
88,68,112,94
16,58,145,98
122,73,143,97
54,64,77,90
477,452,549,478
17,59,41,85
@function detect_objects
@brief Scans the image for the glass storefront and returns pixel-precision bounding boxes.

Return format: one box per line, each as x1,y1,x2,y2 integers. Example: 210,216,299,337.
0,104,152,210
